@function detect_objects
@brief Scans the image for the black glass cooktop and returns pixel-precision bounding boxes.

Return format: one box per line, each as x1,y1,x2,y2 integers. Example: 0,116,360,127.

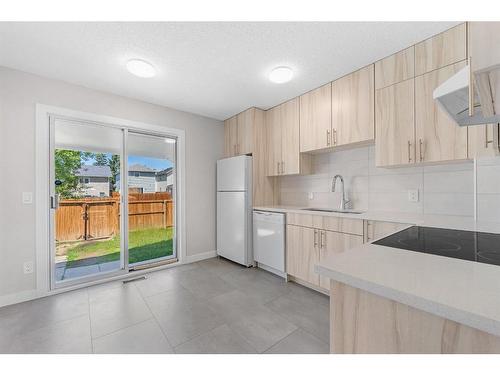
373,226,500,266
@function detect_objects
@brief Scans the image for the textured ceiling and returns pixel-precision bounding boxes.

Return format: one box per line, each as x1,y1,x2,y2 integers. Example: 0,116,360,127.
0,22,459,120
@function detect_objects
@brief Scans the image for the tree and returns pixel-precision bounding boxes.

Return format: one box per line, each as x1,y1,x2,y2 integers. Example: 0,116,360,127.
108,154,120,192
54,150,83,198
93,153,108,166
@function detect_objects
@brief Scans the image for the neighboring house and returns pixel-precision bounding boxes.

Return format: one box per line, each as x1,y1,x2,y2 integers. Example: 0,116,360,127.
75,165,111,197
155,167,174,194
116,164,174,194
117,164,157,193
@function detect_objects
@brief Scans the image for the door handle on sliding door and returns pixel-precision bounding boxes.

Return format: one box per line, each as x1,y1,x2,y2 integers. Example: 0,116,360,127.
50,194,60,209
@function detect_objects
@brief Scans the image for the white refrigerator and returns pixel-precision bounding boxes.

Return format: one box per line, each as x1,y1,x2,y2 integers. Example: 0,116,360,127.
216,155,253,266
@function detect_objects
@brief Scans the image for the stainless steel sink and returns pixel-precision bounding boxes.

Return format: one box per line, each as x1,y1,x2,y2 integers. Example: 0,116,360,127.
301,208,364,214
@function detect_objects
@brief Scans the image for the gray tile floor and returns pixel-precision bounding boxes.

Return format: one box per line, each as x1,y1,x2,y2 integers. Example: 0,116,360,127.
0,257,330,354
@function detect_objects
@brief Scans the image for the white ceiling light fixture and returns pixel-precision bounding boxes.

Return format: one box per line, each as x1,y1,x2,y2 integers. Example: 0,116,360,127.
269,66,294,84
126,59,156,78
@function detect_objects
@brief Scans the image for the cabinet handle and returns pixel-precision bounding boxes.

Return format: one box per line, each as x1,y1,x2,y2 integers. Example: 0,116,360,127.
419,139,424,162
313,230,318,247
407,140,412,163
333,128,337,145
277,162,280,175
326,129,331,146
320,231,325,249
281,161,285,174
485,126,494,148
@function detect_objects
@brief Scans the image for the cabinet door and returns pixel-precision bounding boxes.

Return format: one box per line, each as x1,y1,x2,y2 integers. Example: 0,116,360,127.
237,109,254,155
265,105,282,176
467,124,500,158
469,22,500,73
332,65,375,147
286,225,320,286
375,46,415,89
224,116,238,157
375,79,415,167
299,83,332,152
281,98,301,175
415,61,468,163
319,231,363,289
415,23,466,76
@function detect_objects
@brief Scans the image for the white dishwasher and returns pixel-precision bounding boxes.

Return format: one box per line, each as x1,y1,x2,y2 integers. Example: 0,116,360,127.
253,210,286,278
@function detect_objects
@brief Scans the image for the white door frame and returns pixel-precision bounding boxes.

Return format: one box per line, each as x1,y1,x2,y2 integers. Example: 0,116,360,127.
35,104,186,295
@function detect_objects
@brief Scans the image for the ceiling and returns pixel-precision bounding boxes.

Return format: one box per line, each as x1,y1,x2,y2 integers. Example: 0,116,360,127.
0,22,459,120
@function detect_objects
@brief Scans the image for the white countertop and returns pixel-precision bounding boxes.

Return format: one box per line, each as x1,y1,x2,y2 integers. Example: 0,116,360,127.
254,205,500,336
253,205,500,233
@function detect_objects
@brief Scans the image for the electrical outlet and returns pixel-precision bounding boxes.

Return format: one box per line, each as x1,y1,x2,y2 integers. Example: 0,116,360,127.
408,189,419,203
22,192,33,204
23,261,33,274
308,192,314,200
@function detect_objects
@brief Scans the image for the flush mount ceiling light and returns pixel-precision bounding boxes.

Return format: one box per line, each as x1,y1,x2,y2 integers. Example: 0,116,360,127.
269,66,294,84
126,59,156,78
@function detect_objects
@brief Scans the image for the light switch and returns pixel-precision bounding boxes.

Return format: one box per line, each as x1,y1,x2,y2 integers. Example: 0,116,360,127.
22,192,33,204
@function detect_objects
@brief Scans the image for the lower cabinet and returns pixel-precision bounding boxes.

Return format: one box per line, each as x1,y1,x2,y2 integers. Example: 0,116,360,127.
286,225,320,286
365,220,411,242
286,221,363,290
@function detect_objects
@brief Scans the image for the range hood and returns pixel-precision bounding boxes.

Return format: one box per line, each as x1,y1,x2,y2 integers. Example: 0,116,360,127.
433,64,500,126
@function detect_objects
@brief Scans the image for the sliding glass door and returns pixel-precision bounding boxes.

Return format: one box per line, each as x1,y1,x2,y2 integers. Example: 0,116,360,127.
126,132,177,269
50,117,177,288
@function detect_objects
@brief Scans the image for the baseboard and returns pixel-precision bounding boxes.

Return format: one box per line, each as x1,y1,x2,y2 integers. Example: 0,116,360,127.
184,250,217,264
0,288,45,308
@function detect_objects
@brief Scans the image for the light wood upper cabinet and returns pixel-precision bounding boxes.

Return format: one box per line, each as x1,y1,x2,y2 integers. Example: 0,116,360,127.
319,231,363,289
331,65,375,147
265,105,282,176
286,225,320,287
375,46,415,89
266,98,311,176
375,79,415,167
415,23,467,76
281,98,303,175
415,61,468,163
224,116,238,157
467,123,500,158
236,109,254,155
300,83,332,152
469,22,500,73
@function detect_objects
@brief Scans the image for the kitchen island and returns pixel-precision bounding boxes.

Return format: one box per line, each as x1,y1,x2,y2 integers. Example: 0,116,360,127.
255,206,500,353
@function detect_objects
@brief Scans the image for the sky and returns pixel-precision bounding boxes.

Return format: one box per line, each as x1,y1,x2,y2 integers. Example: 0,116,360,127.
84,153,173,171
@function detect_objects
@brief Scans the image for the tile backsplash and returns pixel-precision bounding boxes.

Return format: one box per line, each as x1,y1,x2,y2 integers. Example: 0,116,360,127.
278,145,478,218
476,156,500,223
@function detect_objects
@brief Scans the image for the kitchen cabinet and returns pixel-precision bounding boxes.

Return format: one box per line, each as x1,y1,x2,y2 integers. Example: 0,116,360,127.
223,108,256,157
299,83,332,152
375,46,415,89
415,23,466,76
375,79,415,167
365,220,411,242
266,98,311,176
415,61,468,163
331,65,375,147
468,123,500,158
286,225,320,286
237,109,254,155
286,212,363,290
319,230,363,289
224,116,238,157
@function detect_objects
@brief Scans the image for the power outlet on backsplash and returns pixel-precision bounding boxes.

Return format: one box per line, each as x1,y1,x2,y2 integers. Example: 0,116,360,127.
408,189,419,203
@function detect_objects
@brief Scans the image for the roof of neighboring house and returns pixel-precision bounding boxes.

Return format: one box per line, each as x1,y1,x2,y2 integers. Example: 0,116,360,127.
128,164,157,173
156,167,173,176
76,165,112,178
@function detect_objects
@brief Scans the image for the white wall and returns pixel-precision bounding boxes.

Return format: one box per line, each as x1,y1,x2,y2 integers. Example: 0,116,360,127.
477,156,500,222
279,145,476,217
0,66,223,298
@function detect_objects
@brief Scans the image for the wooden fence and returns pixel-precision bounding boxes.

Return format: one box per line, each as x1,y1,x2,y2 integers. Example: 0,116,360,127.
55,193,174,242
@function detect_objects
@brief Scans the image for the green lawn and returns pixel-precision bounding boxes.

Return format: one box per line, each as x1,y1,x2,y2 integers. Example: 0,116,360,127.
66,227,174,267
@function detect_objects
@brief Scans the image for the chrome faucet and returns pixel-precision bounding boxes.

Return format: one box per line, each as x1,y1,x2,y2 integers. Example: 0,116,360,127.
331,175,350,210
